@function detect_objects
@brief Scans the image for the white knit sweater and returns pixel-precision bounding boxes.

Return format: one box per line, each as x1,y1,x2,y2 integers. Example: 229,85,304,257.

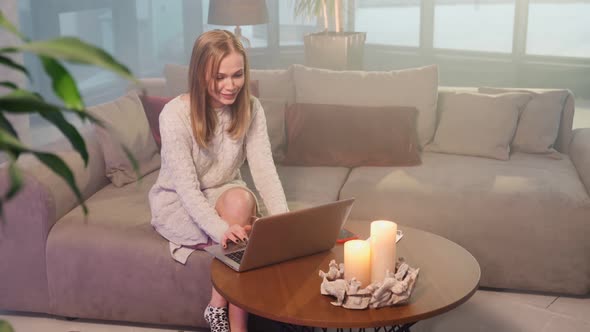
149,95,288,262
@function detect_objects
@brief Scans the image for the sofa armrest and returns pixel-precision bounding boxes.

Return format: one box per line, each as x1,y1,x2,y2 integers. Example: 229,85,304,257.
570,128,590,194
0,128,109,312
2,127,109,229
127,77,170,97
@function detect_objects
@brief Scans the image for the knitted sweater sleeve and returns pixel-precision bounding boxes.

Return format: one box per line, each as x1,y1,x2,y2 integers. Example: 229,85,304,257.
245,97,289,215
159,105,229,243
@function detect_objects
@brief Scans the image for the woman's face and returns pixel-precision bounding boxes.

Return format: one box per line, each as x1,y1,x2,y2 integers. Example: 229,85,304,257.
208,51,245,108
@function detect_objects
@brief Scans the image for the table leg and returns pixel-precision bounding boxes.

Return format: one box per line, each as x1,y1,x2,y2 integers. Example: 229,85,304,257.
278,322,416,332
374,322,416,332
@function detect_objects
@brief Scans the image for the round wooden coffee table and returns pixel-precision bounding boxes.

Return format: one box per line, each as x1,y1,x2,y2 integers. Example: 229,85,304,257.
211,220,480,330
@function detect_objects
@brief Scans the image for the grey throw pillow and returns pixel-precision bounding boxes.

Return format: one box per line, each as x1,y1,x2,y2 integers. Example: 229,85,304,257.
479,87,569,158
425,92,531,160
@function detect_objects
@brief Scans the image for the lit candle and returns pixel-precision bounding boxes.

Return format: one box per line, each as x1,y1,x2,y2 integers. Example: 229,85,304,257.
370,220,397,283
344,239,371,287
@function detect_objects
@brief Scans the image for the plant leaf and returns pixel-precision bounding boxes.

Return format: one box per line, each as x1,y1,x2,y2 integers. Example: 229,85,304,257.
39,111,88,166
6,159,23,200
5,37,135,82
0,90,105,129
0,319,15,332
0,54,31,80
0,90,89,165
0,112,19,139
0,10,27,41
33,152,87,215
40,56,84,110
0,128,88,215
0,81,18,90
0,107,21,159
121,143,141,181
0,89,53,114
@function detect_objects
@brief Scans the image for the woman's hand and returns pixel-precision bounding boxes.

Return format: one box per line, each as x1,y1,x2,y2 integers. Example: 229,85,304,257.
222,224,252,248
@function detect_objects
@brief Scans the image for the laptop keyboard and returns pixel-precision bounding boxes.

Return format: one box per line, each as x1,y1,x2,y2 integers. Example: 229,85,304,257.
225,250,245,264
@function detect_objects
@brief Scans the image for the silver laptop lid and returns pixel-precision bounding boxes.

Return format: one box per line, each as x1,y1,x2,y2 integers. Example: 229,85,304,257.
237,198,355,272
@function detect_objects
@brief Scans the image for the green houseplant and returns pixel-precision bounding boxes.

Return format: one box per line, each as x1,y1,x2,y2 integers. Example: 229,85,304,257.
293,0,366,70
0,9,138,216
0,9,138,329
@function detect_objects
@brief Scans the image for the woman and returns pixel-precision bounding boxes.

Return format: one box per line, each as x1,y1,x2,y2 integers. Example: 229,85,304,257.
149,30,288,332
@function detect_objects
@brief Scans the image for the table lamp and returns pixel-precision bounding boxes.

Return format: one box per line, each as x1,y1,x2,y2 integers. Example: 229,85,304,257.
207,0,269,47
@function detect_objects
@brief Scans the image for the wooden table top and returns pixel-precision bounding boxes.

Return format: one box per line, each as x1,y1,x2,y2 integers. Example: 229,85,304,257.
210,220,480,328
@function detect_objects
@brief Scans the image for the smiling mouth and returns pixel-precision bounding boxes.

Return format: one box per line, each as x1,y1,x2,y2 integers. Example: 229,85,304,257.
221,92,237,99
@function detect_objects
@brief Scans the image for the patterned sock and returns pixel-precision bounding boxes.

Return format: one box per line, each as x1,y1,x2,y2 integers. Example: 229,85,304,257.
204,305,229,332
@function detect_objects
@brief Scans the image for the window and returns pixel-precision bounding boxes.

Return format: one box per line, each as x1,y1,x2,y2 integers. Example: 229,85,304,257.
279,0,317,46
140,0,185,71
434,0,515,53
355,0,420,47
58,8,117,93
527,0,590,58
201,0,269,48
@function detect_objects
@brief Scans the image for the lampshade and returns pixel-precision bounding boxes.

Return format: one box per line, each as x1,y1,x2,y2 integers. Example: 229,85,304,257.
208,0,269,26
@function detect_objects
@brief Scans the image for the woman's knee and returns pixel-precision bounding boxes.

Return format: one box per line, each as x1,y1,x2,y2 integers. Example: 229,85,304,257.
216,188,256,224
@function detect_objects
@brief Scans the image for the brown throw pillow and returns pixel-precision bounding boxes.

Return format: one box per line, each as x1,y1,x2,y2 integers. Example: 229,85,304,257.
140,95,173,149
283,103,421,167
258,98,288,162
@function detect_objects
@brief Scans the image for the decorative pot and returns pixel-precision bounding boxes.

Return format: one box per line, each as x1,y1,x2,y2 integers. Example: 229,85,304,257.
304,31,366,70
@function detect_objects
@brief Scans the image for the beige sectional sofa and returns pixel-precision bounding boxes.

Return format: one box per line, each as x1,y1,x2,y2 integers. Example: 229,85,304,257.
0,64,589,329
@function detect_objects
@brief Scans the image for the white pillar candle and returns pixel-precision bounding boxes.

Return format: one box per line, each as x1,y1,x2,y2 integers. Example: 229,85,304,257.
370,220,397,283
344,239,371,287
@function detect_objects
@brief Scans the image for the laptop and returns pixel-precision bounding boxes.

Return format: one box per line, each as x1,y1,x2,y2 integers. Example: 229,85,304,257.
205,198,355,272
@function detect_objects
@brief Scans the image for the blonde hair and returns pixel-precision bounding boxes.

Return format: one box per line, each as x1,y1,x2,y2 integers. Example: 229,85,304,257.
188,30,251,149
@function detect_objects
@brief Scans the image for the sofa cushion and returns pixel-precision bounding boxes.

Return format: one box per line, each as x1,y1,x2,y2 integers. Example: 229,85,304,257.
479,87,569,158
340,151,590,293
251,66,295,104
425,91,531,160
140,95,173,149
283,103,421,167
164,63,188,97
292,64,438,147
89,91,161,187
45,170,212,327
259,97,287,162
164,63,259,97
240,164,350,214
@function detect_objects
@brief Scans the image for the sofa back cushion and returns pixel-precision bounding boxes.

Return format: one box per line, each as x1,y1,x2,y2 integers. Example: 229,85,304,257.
479,87,569,158
89,92,161,187
283,103,421,167
163,63,188,97
292,64,438,148
163,63,259,97
425,91,531,160
250,66,296,104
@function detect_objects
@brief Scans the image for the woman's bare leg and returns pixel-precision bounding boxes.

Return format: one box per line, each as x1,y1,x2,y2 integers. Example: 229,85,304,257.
214,188,257,332
210,287,228,308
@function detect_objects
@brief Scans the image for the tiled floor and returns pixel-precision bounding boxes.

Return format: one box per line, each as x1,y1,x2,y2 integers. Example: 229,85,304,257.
2,289,589,332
